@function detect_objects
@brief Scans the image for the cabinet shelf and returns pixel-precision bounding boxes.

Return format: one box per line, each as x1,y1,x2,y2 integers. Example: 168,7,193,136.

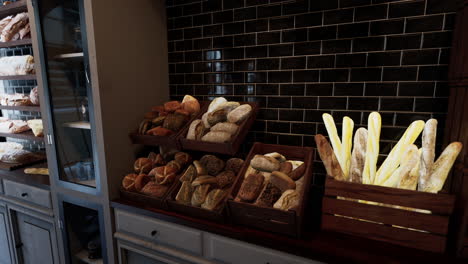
0,0,27,18
0,38,31,48
0,74,36,81
0,105,40,111
74,249,102,264
63,121,90,129
0,130,44,142
54,52,83,59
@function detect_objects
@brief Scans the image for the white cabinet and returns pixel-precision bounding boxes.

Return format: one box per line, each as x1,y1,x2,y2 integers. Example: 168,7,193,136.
0,204,13,264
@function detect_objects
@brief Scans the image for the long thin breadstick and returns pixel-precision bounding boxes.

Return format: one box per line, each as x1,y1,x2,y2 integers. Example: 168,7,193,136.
423,142,463,193
322,114,344,169
362,112,381,184
349,128,367,183
397,145,421,190
315,134,345,181
341,116,354,180
418,119,437,191
374,120,425,185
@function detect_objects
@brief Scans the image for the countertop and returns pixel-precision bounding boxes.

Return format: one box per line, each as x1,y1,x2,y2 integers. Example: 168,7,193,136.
0,162,50,190
112,198,463,264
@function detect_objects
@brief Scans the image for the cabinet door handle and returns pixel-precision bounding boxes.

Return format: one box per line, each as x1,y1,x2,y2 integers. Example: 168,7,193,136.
15,242,23,248
150,230,158,236
21,193,28,197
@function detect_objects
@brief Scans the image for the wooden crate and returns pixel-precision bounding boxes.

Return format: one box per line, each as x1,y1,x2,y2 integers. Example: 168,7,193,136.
129,102,208,149
227,143,314,237
178,102,258,155
322,177,456,253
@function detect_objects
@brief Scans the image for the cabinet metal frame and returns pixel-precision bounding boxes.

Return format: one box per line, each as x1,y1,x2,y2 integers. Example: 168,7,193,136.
117,240,196,264
0,203,15,264
30,0,102,196
56,193,108,264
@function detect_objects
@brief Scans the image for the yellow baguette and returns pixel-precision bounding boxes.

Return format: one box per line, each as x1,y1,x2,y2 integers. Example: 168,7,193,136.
362,112,381,184
341,116,354,180
381,146,417,187
322,114,343,170
374,120,425,185
397,145,421,190
423,142,462,193
418,119,437,191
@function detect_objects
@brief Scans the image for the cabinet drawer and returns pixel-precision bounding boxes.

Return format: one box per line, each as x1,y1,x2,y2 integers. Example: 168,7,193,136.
0,180,3,194
115,209,202,255
3,180,51,208
204,234,320,264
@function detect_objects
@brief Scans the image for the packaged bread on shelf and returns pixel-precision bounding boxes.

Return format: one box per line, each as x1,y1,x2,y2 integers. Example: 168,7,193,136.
0,120,30,134
1,93,32,106
0,12,28,42
0,15,13,34
27,119,43,137
0,55,35,76
29,87,39,105
1,149,41,164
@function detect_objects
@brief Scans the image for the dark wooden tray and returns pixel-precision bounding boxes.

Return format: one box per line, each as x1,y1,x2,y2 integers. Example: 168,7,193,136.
321,177,456,253
129,102,208,149
120,187,170,210
0,154,46,171
227,143,315,237
179,102,258,155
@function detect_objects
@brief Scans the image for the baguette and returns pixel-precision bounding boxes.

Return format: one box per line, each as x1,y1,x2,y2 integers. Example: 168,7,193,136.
423,142,462,193
381,145,418,188
341,116,354,180
398,147,422,190
322,114,344,171
314,134,344,181
374,120,424,185
418,119,437,191
362,112,381,184
349,128,367,183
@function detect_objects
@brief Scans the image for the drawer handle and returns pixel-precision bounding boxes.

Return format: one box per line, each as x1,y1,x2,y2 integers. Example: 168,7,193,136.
15,242,23,249
150,230,158,236
21,193,28,197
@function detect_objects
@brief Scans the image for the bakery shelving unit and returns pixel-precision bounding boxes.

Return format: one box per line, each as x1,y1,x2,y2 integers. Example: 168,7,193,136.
27,0,169,262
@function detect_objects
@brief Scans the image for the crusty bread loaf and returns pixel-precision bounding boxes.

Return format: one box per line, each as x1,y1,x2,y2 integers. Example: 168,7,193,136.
238,173,264,202
273,190,299,211
187,119,205,140
191,184,210,207
227,104,252,124
270,171,296,192
349,128,367,183
176,181,193,205
201,131,231,143
210,122,239,135
201,189,227,210
208,97,227,113
250,155,281,172
314,134,345,181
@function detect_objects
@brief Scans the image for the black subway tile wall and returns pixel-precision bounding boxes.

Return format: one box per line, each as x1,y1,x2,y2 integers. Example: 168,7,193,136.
166,0,457,179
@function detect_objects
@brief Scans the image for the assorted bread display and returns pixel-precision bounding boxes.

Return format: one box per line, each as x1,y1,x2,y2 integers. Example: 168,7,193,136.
0,55,34,76
173,155,244,211
0,12,30,43
235,152,307,211
186,97,252,143
0,118,43,136
137,95,200,136
1,87,39,106
0,142,44,165
122,151,192,198
315,112,462,193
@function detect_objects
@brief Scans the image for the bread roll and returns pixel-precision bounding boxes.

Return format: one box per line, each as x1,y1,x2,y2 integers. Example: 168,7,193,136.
194,160,207,175
200,155,225,176
134,174,150,192
163,113,187,131
314,134,344,181
215,170,235,188
187,119,205,140
210,122,239,135
201,189,227,210
215,102,240,113
349,128,367,183
122,174,137,192
418,119,437,191
192,176,218,187
181,95,200,114
153,166,178,185
264,152,287,162
176,181,193,205
179,165,196,182
141,182,168,198
166,160,182,173
201,131,231,143
134,158,153,174
146,126,173,136
273,190,299,211
238,173,264,202
191,184,210,207
270,171,296,192
174,152,192,167
225,158,244,174
164,101,181,112
207,109,227,126
288,163,306,180
254,182,282,207
250,155,281,172
227,104,252,124
202,112,211,128
208,97,227,113
279,162,293,174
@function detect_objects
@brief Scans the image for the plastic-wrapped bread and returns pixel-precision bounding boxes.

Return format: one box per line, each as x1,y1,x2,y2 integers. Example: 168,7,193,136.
362,112,381,184
341,116,354,180
418,119,437,191
398,147,422,190
349,128,367,183
314,134,344,181
18,23,30,40
374,120,424,185
423,142,463,193
322,114,343,171
29,86,39,105
0,15,13,34
1,12,28,42
0,55,34,76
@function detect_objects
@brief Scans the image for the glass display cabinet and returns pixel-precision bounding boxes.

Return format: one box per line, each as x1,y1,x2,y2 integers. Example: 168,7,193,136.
32,0,98,192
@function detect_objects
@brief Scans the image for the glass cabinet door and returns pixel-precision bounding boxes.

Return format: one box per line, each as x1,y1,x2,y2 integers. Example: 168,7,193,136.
34,0,97,189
